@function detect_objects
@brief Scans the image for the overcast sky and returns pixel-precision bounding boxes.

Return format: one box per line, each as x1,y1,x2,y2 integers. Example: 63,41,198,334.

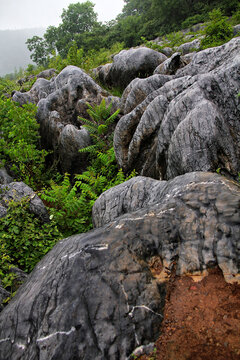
0,0,125,30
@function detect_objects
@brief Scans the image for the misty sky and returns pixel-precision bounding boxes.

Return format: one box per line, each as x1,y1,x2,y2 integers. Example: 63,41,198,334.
0,0,125,30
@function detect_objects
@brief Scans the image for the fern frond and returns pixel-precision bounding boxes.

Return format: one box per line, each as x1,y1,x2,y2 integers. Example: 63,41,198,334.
78,144,98,154
105,109,120,126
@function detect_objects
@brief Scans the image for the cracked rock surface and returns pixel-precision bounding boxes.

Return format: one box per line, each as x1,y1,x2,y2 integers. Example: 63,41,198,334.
0,172,239,359
114,37,240,180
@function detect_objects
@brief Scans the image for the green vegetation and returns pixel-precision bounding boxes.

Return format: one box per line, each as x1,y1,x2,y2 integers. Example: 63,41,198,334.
78,99,120,153
0,198,62,296
0,98,49,189
0,97,134,299
201,9,233,49
1,0,239,305
26,0,239,68
41,100,134,236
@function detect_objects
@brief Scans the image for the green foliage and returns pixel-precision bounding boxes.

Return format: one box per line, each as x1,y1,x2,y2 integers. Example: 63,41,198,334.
48,41,124,74
41,149,136,236
181,14,206,29
0,98,48,188
78,99,120,153
231,4,240,26
26,36,49,67
201,9,233,49
0,78,19,97
41,100,135,237
141,37,164,52
0,198,62,292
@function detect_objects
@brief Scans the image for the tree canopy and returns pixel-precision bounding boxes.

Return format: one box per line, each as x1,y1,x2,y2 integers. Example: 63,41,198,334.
26,0,239,66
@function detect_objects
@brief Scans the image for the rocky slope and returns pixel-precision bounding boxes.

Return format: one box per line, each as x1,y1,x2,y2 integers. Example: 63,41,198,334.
0,37,239,359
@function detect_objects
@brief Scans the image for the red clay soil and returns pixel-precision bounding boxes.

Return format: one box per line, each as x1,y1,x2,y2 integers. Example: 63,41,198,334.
139,267,240,360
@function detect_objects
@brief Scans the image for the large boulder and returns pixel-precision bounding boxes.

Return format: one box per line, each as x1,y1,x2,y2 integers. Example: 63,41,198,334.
153,52,185,75
36,68,57,79
0,172,239,359
101,47,167,90
14,66,121,174
121,74,172,115
114,38,240,180
176,38,201,55
0,182,49,222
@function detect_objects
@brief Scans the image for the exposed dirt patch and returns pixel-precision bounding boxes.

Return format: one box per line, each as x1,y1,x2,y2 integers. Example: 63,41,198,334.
138,267,240,360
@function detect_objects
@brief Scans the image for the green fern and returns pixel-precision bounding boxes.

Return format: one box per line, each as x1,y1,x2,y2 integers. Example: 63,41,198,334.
78,98,120,154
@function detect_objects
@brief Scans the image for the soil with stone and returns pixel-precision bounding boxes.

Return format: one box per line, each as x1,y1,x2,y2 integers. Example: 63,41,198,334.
137,268,240,360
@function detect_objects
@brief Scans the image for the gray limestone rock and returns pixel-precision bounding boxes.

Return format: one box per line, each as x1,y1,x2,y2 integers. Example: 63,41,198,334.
13,77,56,105
104,47,167,90
176,38,201,55
114,38,240,180
0,172,239,360
160,47,173,57
176,37,240,77
0,286,10,312
36,68,57,79
13,65,120,174
58,124,91,173
0,182,49,222
94,63,113,84
121,74,172,115
153,52,185,75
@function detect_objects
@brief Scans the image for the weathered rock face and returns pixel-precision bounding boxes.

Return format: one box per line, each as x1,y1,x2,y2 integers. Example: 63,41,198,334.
153,52,185,75
100,47,167,90
0,182,49,222
13,66,121,174
121,74,172,115
176,38,201,55
0,172,239,360
36,68,57,79
0,286,10,312
114,38,240,180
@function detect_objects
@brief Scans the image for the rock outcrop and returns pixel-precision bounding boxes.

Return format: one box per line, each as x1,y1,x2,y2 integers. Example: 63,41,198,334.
13,66,120,173
114,38,240,180
121,74,172,115
0,182,49,222
176,38,201,55
0,172,239,360
96,47,167,90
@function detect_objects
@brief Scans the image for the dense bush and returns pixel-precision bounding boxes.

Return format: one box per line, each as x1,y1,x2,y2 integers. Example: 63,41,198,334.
0,198,62,294
201,9,233,49
0,78,19,97
0,98,48,189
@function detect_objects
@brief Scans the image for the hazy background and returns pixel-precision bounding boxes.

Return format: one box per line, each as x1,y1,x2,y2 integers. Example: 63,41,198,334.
0,0,124,76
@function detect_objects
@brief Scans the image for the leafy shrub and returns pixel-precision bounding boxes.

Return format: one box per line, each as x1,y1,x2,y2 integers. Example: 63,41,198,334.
141,37,164,52
201,9,233,49
48,41,124,74
0,198,62,292
231,4,240,26
78,98,120,154
41,149,136,236
0,78,20,97
181,14,206,29
0,98,48,189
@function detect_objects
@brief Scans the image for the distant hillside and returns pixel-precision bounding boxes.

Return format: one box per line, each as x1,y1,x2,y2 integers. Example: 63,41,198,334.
0,28,45,76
